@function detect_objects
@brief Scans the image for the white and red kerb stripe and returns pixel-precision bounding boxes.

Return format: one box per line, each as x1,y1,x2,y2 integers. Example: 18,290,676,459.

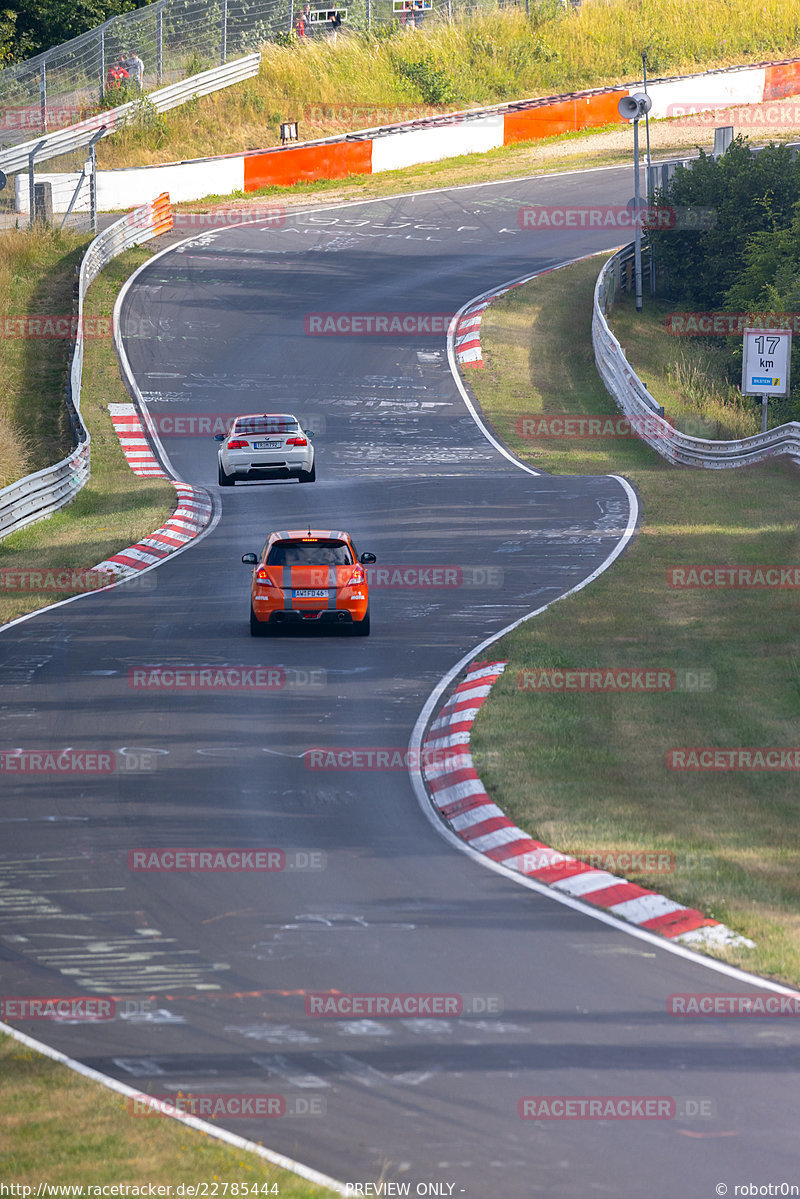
93,403,212,581
453,279,531,371
422,659,753,949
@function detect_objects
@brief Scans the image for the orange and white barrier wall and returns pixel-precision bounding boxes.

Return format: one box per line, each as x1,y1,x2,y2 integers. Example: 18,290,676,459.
18,57,800,211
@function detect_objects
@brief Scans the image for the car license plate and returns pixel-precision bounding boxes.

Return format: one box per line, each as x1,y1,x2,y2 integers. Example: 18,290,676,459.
253,441,282,449
294,589,327,599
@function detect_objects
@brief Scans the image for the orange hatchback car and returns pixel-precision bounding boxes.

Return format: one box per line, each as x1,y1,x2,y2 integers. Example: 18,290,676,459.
242,529,376,637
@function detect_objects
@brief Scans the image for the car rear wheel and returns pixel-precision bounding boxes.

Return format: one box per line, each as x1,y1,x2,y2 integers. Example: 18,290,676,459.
219,462,234,486
299,461,316,483
250,605,268,636
352,610,370,637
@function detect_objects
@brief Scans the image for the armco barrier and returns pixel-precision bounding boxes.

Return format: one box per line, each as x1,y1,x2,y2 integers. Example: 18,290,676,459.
593,244,800,469
1,54,260,183
0,192,173,541
18,52,800,211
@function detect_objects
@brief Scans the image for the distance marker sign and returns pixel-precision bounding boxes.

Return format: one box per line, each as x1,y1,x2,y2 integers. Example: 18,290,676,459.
741,328,792,396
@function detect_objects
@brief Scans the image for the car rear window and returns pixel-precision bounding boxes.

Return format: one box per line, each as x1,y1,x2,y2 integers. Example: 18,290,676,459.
266,540,354,566
233,417,299,436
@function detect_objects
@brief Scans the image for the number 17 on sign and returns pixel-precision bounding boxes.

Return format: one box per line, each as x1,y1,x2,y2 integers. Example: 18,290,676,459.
741,328,792,433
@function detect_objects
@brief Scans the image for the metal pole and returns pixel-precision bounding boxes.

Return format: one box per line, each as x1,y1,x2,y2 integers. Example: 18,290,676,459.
99,29,105,103
221,0,228,64
28,150,35,229
90,144,98,234
642,52,651,170
761,394,768,434
447,0,452,23
366,0,371,31
40,60,47,132
633,116,643,313
288,0,294,33
157,7,163,84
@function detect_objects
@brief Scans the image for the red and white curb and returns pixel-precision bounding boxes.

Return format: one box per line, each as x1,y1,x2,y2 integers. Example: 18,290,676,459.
422,659,754,952
453,299,489,369
94,402,213,581
453,279,531,370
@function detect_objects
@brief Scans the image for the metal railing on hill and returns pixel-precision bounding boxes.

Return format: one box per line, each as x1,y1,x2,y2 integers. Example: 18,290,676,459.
0,53,261,220
593,243,800,468
0,193,173,541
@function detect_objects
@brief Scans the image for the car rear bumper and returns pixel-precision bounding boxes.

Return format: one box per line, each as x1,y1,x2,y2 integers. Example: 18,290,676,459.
259,608,358,626
232,464,306,479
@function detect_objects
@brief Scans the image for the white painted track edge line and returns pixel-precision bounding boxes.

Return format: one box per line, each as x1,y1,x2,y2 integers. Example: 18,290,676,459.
446,252,611,477
0,1022,348,1196
113,242,193,483
0,244,222,639
0,238,345,1194
410,258,800,999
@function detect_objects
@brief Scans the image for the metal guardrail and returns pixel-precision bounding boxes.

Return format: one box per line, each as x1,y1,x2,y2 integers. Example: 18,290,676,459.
0,54,261,178
593,243,800,468
0,193,174,541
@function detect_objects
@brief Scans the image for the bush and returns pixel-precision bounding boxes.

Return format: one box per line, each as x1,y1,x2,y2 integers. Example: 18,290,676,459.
391,52,458,104
648,138,800,422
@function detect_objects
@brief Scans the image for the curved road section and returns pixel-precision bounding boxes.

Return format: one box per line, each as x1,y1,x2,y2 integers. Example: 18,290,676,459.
1,168,798,1196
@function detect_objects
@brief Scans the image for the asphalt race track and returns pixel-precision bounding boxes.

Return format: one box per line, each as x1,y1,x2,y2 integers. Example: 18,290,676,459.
1,166,799,1197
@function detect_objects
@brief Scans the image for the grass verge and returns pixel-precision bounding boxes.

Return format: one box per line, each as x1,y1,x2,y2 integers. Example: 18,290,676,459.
0,240,175,627
466,255,800,986
608,289,761,440
0,1033,339,1195
0,228,86,485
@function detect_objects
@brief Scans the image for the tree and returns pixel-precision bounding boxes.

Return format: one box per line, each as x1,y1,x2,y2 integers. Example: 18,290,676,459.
4,0,152,61
647,137,800,309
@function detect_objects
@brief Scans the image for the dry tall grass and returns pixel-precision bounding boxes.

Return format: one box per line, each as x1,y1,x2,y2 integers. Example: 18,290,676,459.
97,0,800,168
0,226,87,488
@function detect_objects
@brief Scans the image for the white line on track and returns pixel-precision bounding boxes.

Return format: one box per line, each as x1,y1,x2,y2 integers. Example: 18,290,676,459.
409,258,800,999
0,1022,349,1195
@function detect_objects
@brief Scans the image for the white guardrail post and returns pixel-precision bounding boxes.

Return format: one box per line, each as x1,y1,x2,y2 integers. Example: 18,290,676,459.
0,193,174,541
592,244,800,468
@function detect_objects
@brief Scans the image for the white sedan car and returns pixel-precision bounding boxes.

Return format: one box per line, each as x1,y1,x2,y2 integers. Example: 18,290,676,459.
215,413,315,486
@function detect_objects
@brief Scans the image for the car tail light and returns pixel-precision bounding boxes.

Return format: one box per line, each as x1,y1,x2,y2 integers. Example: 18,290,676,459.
227,439,249,449
285,436,307,446
346,566,366,586
255,567,272,582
